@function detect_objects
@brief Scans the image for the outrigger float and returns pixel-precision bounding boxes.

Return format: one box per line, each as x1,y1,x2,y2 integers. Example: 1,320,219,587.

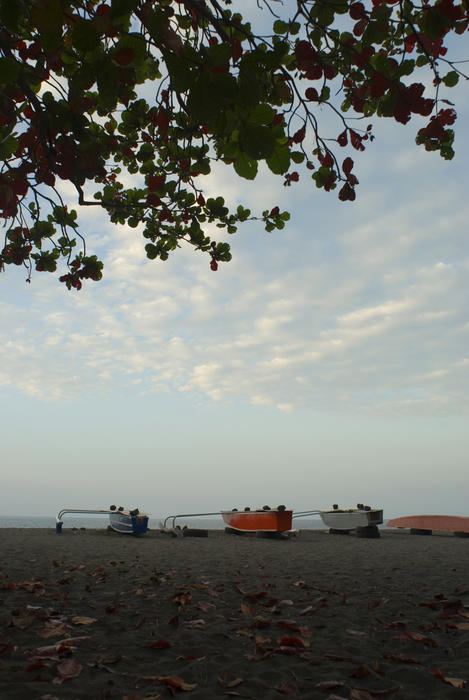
56,506,149,535
162,503,383,537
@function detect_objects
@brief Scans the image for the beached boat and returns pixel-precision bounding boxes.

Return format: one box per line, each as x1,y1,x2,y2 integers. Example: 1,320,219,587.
109,507,149,535
56,506,149,535
221,506,293,533
387,515,469,535
319,504,383,531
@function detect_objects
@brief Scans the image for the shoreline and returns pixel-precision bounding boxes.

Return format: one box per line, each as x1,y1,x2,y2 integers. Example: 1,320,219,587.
1,528,469,699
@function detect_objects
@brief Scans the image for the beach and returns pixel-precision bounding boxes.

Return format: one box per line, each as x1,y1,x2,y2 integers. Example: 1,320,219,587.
1,527,469,699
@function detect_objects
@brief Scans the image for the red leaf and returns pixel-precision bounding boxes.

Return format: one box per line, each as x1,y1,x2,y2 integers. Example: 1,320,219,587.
147,174,166,191
337,129,348,146
146,640,171,649
342,157,354,177
338,182,356,201
350,130,365,151
278,636,309,648
292,125,306,143
305,87,319,101
156,107,170,132
113,47,136,66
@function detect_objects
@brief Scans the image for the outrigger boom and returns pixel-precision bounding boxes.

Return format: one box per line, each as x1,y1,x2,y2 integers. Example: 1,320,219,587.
162,511,224,529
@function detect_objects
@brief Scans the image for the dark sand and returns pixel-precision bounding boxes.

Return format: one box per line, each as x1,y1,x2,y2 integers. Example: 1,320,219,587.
1,527,469,699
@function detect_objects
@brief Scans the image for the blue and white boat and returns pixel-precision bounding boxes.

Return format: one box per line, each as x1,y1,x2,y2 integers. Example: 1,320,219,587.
56,506,149,535
109,506,149,534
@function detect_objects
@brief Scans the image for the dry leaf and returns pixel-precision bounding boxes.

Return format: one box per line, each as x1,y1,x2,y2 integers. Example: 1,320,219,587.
53,657,83,684
240,603,254,617
314,680,346,690
382,653,422,665
136,675,197,691
277,636,309,648
71,616,97,626
146,640,171,649
430,666,466,688
395,630,436,646
37,623,68,639
350,666,371,679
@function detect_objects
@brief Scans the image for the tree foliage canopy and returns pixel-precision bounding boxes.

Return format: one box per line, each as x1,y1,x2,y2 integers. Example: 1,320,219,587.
0,0,467,288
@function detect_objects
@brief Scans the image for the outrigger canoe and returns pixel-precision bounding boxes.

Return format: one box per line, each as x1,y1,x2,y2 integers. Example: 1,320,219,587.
56,506,149,535
320,504,383,530
221,506,293,533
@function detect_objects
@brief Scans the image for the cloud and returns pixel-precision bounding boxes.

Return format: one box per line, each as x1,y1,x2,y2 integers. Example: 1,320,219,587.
1,88,468,416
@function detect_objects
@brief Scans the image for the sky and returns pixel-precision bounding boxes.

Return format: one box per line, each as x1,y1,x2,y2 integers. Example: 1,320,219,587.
1,9,468,522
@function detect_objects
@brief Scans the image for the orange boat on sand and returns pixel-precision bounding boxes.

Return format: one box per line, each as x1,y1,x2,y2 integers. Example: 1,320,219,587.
387,515,469,534
221,506,293,533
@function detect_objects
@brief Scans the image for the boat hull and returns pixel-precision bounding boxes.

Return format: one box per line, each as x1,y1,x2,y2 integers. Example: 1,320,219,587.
320,509,383,530
387,515,469,534
109,511,149,535
221,509,293,532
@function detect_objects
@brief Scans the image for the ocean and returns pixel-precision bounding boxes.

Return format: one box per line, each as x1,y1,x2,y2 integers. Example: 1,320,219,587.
0,514,325,530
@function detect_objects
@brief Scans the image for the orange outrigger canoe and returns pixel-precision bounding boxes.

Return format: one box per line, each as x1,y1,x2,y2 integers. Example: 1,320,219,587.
221,507,293,533
387,515,469,534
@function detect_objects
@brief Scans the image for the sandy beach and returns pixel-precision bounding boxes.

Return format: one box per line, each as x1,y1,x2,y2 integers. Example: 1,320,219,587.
1,527,469,699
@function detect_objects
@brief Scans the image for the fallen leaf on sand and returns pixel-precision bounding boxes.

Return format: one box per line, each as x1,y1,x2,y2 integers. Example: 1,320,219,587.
135,675,197,691
314,680,346,690
218,676,244,688
350,666,372,679
53,657,83,684
382,653,422,665
184,618,205,629
146,640,171,649
71,616,97,625
240,603,255,617
350,687,400,698
395,631,436,646
430,666,466,688
277,636,309,648
37,623,68,638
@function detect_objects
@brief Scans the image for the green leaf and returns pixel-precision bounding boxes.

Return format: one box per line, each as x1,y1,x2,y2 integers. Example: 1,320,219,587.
443,71,459,87
0,134,18,160
240,124,276,159
233,153,258,180
145,243,158,259
273,20,289,34
266,145,290,174
0,0,24,32
291,151,305,164
165,53,194,93
72,20,101,53
0,58,22,85
249,103,276,125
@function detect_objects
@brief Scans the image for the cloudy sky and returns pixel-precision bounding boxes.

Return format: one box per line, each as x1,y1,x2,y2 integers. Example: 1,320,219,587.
1,13,468,522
